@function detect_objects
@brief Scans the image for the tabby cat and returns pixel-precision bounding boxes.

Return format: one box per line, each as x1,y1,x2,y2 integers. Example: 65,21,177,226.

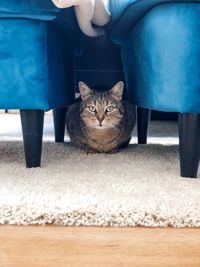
66,81,136,153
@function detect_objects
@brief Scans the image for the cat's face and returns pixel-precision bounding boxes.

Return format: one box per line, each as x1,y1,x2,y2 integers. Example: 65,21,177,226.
79,82,124,129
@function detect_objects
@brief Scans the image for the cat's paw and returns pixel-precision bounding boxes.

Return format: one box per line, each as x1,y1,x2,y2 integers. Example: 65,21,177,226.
106,148,119,154
85,148,100,154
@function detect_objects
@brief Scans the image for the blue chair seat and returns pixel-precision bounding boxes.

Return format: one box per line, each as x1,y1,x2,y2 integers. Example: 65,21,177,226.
107,1,200,113
0,0,74,22
108,0,200,45
0,0,81,110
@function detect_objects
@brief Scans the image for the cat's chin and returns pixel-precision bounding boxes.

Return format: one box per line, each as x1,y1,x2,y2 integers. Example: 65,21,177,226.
95,125,113,130
88,125,112,130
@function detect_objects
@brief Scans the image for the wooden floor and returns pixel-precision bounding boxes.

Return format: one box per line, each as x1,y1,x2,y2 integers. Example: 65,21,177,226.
0,226,200,267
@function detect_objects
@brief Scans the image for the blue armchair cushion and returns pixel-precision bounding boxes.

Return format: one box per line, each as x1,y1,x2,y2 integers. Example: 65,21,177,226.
0,19,75,110
108,0,200,45
0,1,85,110
0,0,83,55
120,3,200,112
0,0,73,21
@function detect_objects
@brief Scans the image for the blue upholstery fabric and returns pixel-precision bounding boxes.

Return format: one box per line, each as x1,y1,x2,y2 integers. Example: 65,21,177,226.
0,0,81,46
109,0,137,20
108,2,200,113
0,0,82,110
108,0,200,45
0,0,71,22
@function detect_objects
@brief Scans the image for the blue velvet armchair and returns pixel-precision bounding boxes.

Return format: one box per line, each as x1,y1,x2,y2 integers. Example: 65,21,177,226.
107,0,200,178
0,0,81,167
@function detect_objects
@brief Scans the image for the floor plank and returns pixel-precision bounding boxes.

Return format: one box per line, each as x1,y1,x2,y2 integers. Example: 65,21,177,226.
0,226,200,267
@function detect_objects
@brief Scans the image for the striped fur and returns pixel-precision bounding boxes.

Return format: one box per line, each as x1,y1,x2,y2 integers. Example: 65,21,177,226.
66,82,136,153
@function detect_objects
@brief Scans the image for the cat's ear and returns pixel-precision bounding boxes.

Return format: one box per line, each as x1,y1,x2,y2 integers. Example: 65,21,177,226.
79,82,93,101
110,81,124,101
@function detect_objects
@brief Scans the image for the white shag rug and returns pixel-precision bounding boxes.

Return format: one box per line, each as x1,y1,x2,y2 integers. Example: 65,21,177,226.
0,113,200,227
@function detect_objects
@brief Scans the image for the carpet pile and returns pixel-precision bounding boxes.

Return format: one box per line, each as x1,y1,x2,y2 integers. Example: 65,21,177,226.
0,141,200,227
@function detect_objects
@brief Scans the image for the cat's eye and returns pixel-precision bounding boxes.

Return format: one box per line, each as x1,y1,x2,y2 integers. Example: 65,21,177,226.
88,106,96,112
106,106,115,113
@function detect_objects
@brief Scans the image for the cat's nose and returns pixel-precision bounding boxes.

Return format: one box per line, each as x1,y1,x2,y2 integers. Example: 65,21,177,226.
98,120,103,127
97,115,105,125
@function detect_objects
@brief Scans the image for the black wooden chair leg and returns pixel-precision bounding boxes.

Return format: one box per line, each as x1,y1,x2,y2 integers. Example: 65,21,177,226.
20,109,44,168
178,113,200,178
53,108,67,143
52,46,75,144
137,107,151,144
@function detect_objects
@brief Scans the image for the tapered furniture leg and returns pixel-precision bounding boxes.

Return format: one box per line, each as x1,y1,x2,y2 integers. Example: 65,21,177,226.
137,107,151,144
178,113,200,178
53,108,67,143
20,110,44,168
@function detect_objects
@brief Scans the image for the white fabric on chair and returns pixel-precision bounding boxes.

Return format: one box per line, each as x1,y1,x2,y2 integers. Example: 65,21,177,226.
51,0,111,37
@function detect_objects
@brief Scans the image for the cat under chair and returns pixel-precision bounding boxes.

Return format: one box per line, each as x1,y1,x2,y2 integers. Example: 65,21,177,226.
66,82,136,154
